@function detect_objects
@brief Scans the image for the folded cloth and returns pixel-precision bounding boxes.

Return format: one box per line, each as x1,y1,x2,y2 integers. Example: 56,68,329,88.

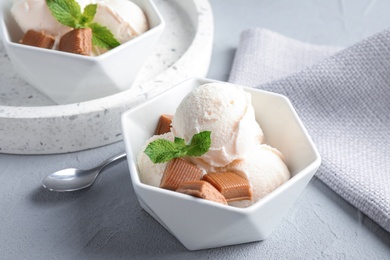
229,28,390,233
229,29,343,86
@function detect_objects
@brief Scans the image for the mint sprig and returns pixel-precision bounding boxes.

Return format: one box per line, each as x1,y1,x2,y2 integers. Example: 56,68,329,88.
46,0,120,50
89,23,121,50
46,0,81,28
79,4,97,26
144,131,212,164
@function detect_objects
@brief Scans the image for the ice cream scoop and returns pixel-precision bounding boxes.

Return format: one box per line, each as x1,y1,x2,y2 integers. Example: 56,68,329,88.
171,82,264,168
137,132,175,187
92,0,149,55
227,144,290,207
11,0,79,37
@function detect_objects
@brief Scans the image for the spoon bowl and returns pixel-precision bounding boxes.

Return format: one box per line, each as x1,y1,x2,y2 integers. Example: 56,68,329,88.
42,152,126,192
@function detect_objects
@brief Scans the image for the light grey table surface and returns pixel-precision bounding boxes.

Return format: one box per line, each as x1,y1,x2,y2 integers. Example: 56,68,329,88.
1,0,390,259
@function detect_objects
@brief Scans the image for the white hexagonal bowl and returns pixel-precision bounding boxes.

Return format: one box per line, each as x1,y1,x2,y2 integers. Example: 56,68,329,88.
121,77,321,250
0,0,165,104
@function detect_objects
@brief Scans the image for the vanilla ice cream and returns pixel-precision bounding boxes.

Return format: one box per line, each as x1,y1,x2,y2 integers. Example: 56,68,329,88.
137,132,174,187
11,0,78,37
227,144,290,207
94,0,148,43
92,0,149,55
171,82,264,168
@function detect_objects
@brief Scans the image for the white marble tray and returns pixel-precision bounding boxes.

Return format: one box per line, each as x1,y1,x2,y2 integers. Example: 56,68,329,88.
0,0,213,154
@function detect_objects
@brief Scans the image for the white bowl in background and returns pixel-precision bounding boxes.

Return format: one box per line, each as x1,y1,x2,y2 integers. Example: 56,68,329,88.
121,77,321,250
0,0,165,104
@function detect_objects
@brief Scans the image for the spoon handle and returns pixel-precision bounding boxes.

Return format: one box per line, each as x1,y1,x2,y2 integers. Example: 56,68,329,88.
92,152,127,172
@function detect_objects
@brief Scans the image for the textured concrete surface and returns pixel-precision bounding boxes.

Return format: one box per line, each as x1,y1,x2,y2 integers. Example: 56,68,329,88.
1,142,389,259
1,0,390,259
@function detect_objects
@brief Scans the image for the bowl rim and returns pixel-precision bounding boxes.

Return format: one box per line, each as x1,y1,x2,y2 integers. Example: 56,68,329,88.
121,77,322,214
0,0,165,61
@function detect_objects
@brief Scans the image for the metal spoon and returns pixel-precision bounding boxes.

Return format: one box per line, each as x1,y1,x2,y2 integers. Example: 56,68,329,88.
42,152,127,192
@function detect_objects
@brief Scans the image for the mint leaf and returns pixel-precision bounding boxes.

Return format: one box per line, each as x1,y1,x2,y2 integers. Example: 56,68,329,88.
78,4,97,27
46,0,81,28
144,131,212,164
89,22,120,50
144,139,185,164
174,137,186,146
187,131,211,156
46,0,120,51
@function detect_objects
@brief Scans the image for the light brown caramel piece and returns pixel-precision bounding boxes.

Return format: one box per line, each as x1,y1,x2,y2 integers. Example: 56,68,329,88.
176,180,228,205
202,172,252,202
20,30,55,49
155,114,173,135
160,158,203,191
59,28,92,56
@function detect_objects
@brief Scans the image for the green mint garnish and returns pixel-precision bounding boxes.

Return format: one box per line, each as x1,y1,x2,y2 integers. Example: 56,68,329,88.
144,131,212,164
46,0,120,50
79,4,97,26
89,23,121,50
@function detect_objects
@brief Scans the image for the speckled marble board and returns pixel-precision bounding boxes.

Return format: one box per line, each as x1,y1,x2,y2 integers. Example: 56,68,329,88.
0,0,213,154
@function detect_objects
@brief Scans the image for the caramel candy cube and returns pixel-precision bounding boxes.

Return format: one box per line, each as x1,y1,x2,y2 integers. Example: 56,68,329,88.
202,172,253,202
20,30,55,49
59,28,92,56
155,114,173,135
176,180,228,205
160,158,203,191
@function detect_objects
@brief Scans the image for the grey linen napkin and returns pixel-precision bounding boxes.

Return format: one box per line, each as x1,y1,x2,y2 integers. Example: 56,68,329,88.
229,28,390,233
